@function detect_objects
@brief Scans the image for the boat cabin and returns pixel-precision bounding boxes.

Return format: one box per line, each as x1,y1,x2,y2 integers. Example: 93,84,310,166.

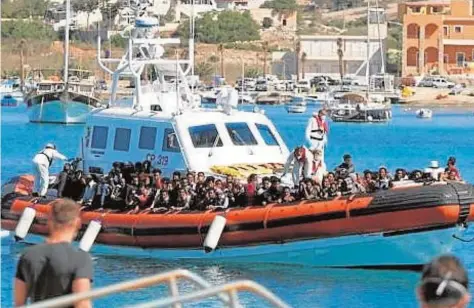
82,107,290,177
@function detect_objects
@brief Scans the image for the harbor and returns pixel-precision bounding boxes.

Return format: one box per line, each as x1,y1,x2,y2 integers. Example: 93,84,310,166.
2,0,474,307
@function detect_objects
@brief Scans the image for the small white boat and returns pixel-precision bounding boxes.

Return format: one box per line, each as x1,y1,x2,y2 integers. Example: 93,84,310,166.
1,78,24,107
416,108,432,119
286,104,307,113
238,93,255,104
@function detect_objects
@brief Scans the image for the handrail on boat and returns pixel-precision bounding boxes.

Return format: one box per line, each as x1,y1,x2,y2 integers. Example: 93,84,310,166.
22,269,290,308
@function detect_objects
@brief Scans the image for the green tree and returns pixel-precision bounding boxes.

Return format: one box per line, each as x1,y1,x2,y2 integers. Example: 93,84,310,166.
176,11,260,44
194,62,213,81
1,0,48,19
1,20,57,41
100,0,120,30
109,34,127,48
245,67,262,78
261,0,297,16
72,0,100,30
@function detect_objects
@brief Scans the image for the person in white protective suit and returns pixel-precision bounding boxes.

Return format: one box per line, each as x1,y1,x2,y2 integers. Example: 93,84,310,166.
282,146,314,186
311,149,327,185
305,109,329,159
32,143,68,197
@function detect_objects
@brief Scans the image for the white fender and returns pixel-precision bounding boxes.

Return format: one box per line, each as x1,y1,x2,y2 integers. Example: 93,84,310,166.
79,220,102,252
203,215,227,253
14,207,36,241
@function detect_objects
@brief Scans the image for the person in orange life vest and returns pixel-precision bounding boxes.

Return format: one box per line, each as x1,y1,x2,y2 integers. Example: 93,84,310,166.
311,149,327,185
305,109,329,159
282,146,314,186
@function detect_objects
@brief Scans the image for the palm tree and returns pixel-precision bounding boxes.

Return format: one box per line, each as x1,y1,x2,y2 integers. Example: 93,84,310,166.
301,52,307,80
195,62,213,82
218,44,224,78
262,41,269,75
295,40,300,81
18,39,27,87
337,37,344,81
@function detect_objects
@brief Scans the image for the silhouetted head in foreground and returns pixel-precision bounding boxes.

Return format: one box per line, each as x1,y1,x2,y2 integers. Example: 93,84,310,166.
418,255,470,308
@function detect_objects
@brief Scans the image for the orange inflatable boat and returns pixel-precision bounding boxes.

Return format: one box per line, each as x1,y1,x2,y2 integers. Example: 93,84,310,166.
2,175,474,269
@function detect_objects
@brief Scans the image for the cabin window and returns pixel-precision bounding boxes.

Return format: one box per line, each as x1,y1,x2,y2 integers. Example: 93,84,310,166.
188,124,223,148
163,128,181,152
91,126,108,149
225,122,257,146
113,128,131,151
139,126,157,150
256,124,279,146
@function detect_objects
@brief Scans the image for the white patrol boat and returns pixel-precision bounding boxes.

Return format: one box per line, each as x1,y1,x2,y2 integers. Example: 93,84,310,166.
82,16,290,178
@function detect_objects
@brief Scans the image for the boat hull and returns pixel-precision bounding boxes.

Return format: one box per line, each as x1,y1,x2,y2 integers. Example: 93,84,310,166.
2,178,473,267
1,95,22,107
286,106,307,113
26,92,98,124
0,224,465,268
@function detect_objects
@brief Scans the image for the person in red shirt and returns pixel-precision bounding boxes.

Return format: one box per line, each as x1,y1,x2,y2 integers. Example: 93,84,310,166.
245,173,258,205
445,157,461,180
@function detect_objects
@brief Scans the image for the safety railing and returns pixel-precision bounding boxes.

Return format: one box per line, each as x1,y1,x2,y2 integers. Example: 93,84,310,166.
23,269,291,308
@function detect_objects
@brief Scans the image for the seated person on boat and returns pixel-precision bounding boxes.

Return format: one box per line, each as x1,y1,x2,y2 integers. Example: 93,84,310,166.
50,155,465,213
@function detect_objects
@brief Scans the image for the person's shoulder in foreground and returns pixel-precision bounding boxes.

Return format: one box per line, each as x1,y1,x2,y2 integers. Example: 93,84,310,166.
417,254,470,308
14,198,93,308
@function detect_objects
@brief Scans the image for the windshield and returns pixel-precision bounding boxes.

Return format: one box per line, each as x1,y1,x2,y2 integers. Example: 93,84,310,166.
225,122,258,146
256,124,279,146
189,124,223,148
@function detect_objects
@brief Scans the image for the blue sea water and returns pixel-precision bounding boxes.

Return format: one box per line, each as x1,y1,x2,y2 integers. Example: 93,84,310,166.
2,104,474,307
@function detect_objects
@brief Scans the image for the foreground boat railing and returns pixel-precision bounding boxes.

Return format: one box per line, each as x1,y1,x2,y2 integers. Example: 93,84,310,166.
23,269,290,308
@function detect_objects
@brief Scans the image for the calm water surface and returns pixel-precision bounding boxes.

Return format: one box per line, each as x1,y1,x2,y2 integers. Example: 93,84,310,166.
1,104,474,307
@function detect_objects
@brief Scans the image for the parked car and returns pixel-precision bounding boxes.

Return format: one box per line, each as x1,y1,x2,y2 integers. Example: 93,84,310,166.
341,76,362,86
311,75,340,87
432,77,455,88
285,80,295,91
418,76,435,87
255,80,268,91
274,80,286,91
295,80,311,92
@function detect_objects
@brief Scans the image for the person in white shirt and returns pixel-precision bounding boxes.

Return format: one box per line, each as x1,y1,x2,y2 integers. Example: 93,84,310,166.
32,143,67,198
311,149,327,185
305,109,329,160
424,161,445,181
282,146,314,186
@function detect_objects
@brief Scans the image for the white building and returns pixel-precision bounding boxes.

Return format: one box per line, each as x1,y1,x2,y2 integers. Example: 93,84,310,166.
273,8,388,79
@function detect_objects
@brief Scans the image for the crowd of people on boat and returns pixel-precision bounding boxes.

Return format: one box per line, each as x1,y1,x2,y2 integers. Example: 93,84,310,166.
53,153,463,213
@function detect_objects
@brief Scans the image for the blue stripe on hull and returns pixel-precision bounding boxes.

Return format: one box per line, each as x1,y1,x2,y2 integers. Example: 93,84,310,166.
3,226,465,267
28,100,93,124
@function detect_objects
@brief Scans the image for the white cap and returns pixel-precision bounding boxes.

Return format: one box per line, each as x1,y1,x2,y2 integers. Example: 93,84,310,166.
429,161,439,168
45,143,56,149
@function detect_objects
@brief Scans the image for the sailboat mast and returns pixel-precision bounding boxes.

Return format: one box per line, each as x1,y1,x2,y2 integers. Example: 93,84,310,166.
64,0,70,84
366,0,370,97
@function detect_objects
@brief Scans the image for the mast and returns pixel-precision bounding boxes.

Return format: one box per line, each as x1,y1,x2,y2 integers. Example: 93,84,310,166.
366,0,370,98
374,0,385,74
64,0,70,85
